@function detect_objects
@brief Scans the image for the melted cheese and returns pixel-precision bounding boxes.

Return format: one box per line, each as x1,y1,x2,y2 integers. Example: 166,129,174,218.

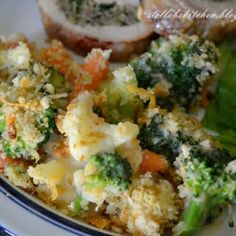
28,160,66,200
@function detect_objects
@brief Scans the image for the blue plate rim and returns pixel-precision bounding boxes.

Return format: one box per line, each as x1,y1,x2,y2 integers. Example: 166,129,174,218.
0,224,16,236
0,177,113,236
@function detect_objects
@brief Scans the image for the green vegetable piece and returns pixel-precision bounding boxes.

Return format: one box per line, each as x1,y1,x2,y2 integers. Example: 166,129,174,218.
217,42,233,77
88,152,132,191
0,107,56,160
131,34,218,108
203,42,236,155
85,175,106,189
73,195,83,213
48,68,65,88
35,107,57,146
138,114,180,161
130,53,158,89
98,66,143,123
173,147,236,236
0,113,5,133
174,196,212,236
138,114,198,161
3,138,27,159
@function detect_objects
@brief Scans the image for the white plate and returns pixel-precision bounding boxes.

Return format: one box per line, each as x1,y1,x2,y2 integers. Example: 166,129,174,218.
0,1,235,236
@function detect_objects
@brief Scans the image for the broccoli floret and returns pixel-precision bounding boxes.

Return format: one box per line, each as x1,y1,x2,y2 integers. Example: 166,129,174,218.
97,66,143,123
35,107,57,145
131,34,218,108
3,138,27,159
70,195,88,214
138,113,198,161
138,109,236,235
130,53,159,89
173,147,236,236
87,152,132,191
73,195,83,213
138,114,180,161
0,112,5,132
0,107,57,160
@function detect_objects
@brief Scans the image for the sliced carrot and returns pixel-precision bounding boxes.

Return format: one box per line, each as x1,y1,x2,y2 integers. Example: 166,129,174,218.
0,155,21,172
140,149,169,173
69,50,110,101
82,50,110,90
0,148,30,172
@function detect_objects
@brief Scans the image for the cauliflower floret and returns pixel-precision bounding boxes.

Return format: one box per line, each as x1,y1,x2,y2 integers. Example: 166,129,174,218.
116,139,142,172
61,91,139,162
226,160,236,174
28,160,66,201
112,65,137,85
3,42,31,70
106,173,180,236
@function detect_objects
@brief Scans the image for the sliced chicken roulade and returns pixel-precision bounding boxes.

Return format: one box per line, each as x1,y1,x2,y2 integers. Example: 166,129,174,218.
37,0,154,61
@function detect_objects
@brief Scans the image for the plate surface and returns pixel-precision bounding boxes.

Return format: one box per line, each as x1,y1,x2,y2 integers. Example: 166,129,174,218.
0,1,235,236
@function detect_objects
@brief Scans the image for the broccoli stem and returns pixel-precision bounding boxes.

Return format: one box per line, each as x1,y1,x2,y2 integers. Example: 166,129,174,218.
174,194,213,236
0,120,5,132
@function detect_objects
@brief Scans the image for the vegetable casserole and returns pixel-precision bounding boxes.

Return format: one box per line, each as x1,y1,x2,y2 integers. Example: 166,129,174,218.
0,33,236,236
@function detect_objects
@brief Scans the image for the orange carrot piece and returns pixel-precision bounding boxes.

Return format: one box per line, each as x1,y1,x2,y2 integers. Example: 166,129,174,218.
69,50,110,101
140,149,169,173
0,155,22,172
